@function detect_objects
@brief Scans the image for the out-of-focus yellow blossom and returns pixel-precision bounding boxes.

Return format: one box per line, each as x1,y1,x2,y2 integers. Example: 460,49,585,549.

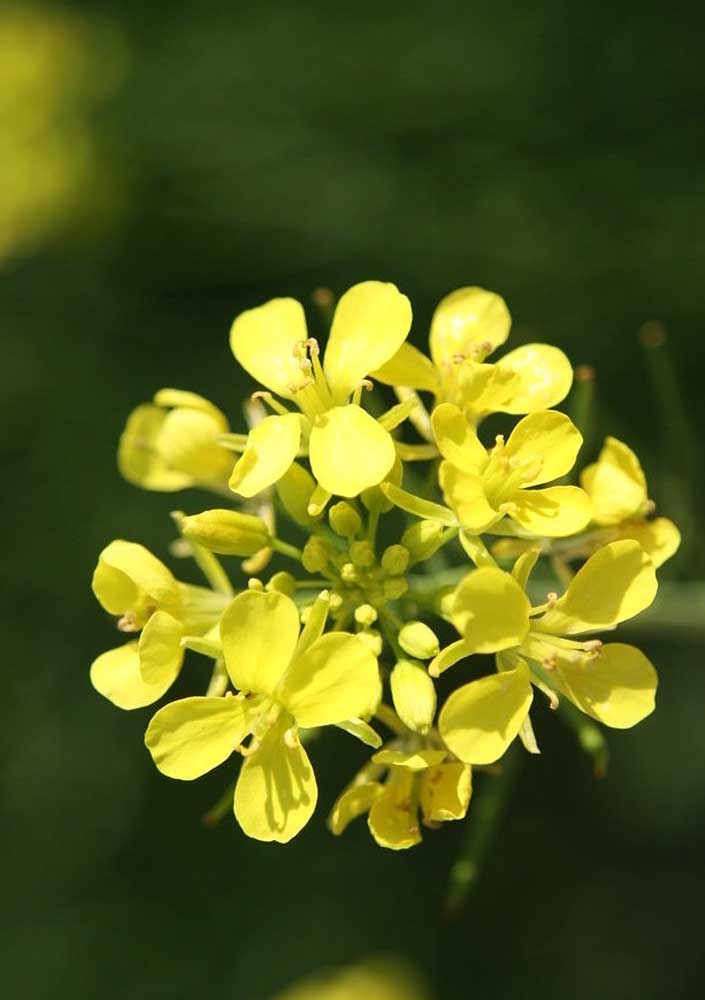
373,286,573,424
432,404,592,537
272,959,429,1000
581,436,681,568
118,389,234,492
0,3,125,263
145,590,381,842
91,540,227,709
431,540,658,764
229,281,412,500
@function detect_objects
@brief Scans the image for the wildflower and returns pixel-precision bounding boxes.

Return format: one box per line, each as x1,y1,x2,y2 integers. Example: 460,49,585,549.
329,658,470,849
431,540,658,764
433,404,592,537
229,281,412,500
118,389,233,492
373,286,573,423
145,590,381,842
91,540,227,709
581,436,681,567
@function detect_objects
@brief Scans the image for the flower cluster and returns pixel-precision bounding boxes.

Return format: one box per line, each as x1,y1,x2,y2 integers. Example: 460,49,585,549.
91,282,679,846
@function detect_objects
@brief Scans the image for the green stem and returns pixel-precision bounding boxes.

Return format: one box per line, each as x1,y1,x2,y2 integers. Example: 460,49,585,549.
374,702,406,736
445,747,522,916
557,698,609,778
366,509,380,548
203,779,236,827
270,537,304,562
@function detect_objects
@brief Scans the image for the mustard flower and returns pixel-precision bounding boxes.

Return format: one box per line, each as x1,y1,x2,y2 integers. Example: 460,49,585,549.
91,540,227,709
431,540,658,764
118,389,234,492
228,280,412,500
373,286,573,423
145,590,381,842
581,436,681,567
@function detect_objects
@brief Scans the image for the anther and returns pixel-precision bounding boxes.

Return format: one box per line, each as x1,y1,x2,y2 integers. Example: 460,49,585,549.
117,612,140,633
284,726,300,749
543,654,558,671
546,592,558,608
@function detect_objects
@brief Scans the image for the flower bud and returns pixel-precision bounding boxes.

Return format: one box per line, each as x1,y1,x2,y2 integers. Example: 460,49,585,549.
180,509,270,556
383,576,408,600
381,544,409,575
277,462,321,527
329,502,361,538
266,571,296,596
349,540,375,568
401,520,445,562
356,628,384,657
398,621,440,659
390,659,437,734
302,536,332,573
354,603,378,627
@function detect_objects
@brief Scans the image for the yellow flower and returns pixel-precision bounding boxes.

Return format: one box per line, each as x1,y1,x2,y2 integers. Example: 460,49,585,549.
91,540,226,709
433,404,592,537
373,286,573,423
229,281,412,499
581,436,680,568
118,389,233,492
329,746,471,850
431,540,659,764
145,590,381,843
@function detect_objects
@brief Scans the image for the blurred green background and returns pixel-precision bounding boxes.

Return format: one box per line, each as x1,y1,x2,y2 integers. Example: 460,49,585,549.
2,1,705,997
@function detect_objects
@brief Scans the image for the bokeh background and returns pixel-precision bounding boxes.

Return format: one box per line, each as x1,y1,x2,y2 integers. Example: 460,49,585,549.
2,1,704,997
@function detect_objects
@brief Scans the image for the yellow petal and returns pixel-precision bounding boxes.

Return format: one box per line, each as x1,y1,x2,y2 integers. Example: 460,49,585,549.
220,590,300,696
329,781,385,834
152,389,228,424
234,718,317,843
229,413,301,498
617,517,681,569
431,403,488,474
371,341,439,394
420,763,472,822
144,695,251,779
229,297,308,398
452,567,530,652
278,633,381,728
368,770,421,849
495,343,574,413
138,610,184,685
456,359,520,416
155,408,232,484
512,547,541,589
510,486,592,537
390,660,437,734
309,405,395,497
118,404,193,491
381,480,457,525
90,643,175,710
580,436,648,525
92,540,179,620
535,539,658,635
438,663,533,764
372,748,447,770
504,410,583,486
555,643,657,729
439,462,500,533
430,287,511,368
323,281,412,403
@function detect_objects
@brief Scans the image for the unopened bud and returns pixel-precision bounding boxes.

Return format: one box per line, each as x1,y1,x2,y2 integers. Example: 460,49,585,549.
354,603,378,627
341,562,359,583
349,540,375,568
266,571,296,596
381,544,409,575
361,456,402,513
180,509,270,556
401,520,445,562
302,537,332,573
383,576,408,600
329,502,361,538
398,621,440,660
390,659,437,734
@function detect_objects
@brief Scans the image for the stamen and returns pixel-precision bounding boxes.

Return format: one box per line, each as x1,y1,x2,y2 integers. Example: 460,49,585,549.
542,654,558,672
284,725,300,749
546,591,558,608
352,379,373,406
117,612,140,633
250,390,291,417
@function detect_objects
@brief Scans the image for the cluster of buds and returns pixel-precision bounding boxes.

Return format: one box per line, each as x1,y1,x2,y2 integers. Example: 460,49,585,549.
91,282,679,846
